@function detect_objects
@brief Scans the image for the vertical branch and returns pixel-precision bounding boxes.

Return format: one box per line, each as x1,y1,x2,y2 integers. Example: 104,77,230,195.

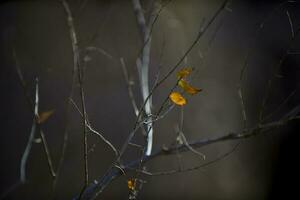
13,50,56,179
20,78,39,183
132,0,155,156
61,0,89,192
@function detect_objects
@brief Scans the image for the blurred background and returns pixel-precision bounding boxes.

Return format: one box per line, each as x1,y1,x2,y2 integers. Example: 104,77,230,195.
0,0,300,199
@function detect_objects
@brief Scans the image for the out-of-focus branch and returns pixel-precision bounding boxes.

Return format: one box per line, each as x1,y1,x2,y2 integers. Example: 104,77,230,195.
236,1,297,126
118,0,172,161
20,78,38,183
132,0,155,156
259,27,300,122
13,50,56,179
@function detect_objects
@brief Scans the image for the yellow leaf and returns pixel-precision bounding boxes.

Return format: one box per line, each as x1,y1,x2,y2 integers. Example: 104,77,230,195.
178,79,202,95
127,179,136,190
169,92,187,106
176,67,193,79
38,110,54,124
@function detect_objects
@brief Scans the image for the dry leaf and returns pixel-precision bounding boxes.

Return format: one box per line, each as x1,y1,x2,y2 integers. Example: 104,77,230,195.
169,92,187,106
127,179,136,190
176,67,192,79
178,79,202,95
38,110,54,124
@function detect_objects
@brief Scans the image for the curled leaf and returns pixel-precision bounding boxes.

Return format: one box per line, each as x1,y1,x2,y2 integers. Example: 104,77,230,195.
169,92,187,106
178,79,202,95
127,179,136,190
38,110,54,124
176,67,192,79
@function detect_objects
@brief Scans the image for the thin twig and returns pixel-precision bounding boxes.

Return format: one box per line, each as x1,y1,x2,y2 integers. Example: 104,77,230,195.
286,10,295,38
179,131,206,160
259,28,300,122
76,111,300,200
120,57,139,116
131,143,239,176
263,89,297,121
238,1,297,127
69,98,119,157
13,49,56,179
20,79,38,183
39,129,57,178
84,46,113,60
61,0,89,194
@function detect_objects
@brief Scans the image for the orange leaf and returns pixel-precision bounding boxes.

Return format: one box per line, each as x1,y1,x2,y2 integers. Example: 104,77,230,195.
176,67,192,79
127,179,136,190
178,79,202,95
38,110,54,124
169,92,187,106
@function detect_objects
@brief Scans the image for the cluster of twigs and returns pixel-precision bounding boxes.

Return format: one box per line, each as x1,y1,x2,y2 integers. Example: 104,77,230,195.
2,0,299,200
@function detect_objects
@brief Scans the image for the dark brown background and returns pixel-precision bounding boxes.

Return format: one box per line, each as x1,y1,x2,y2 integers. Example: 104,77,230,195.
0,0,299,199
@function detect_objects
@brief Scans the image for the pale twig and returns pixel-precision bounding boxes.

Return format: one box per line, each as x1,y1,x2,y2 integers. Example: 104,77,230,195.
53,30,77,197
177,108,206,160
174,109,184,170
120,57,139,116
84,46,113,60
69,98,119,157
238,87,247,129
39,129,57,178
179,130,206,160
61,0,89,193
286,10,295,38
20,79,38,183
13,50,56,180
120,57,149,139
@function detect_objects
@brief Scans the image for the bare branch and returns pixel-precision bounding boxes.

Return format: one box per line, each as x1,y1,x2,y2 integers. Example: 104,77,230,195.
70,98,119,157
13,50,56,180
61,0,89,193
85,46,113,60
120,57,139,117
238,1,297,127
259,27,300,122
20,79,38,183
286,10,295,38
77,109,299,199
131,143,240,176
263,89,297,122
132,0,155,156
133,0,230,141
